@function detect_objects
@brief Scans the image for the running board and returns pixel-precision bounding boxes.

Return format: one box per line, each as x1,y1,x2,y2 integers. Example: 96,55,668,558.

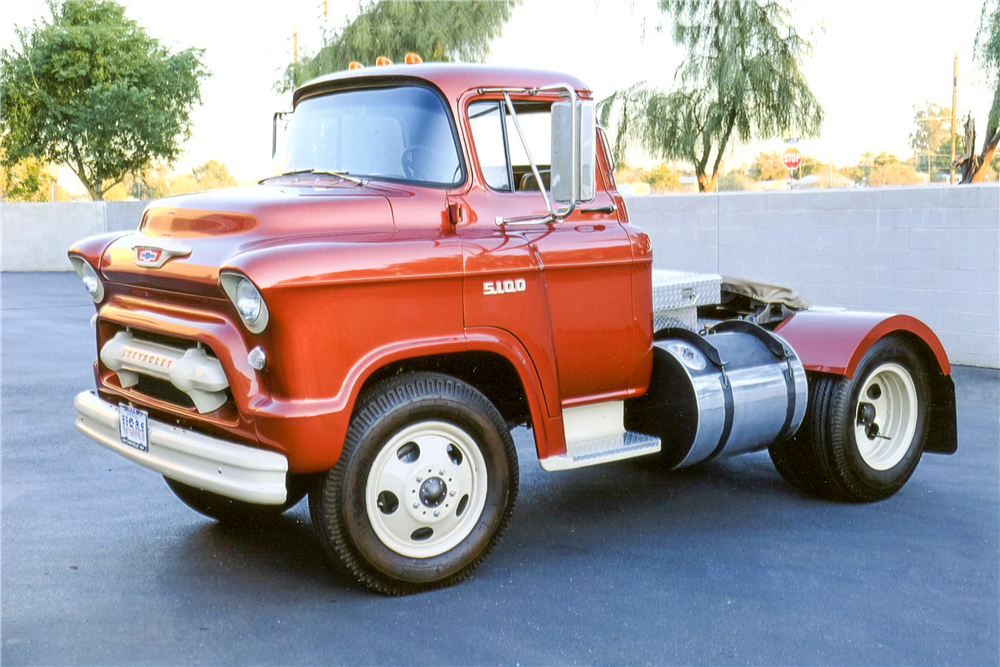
540,400,661,471
540,431,661,471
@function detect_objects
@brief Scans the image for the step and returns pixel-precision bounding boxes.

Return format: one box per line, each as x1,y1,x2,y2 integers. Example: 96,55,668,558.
539,431,661,471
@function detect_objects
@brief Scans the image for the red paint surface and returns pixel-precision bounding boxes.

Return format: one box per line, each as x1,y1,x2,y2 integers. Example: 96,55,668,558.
775,310,951,379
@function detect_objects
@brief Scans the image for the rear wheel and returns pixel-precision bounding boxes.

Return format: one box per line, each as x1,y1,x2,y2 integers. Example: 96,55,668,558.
310,372,518,595
164,475,308,523
769,336,930,502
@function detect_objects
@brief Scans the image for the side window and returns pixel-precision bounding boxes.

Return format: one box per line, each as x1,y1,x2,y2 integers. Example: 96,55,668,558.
468,100,552,193
468,102,510,191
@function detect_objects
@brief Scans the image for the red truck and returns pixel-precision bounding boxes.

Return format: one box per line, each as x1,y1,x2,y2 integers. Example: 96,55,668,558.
70,62,957,594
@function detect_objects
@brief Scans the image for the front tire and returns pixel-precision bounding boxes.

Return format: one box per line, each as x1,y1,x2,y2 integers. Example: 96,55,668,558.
164,475,309,523
769,336,930,502
310,373,518,594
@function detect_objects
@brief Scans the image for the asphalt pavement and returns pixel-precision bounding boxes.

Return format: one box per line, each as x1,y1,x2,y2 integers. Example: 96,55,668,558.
2,272,997,666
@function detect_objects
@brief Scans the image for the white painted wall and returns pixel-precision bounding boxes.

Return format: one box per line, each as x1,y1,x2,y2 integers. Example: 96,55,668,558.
1,186,997,366
0,201,146,272
626,184,1000,368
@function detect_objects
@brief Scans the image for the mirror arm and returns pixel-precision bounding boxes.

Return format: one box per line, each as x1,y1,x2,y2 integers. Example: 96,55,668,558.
272,111,291,158
501,92,555,217
494,86,578,227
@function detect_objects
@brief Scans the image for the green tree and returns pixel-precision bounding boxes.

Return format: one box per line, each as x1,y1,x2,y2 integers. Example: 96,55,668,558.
1,152,57,202
278,0,519,93
747,150,824,181
599,0,824,192
958,0,1000,182
867,163,922,187
908,101,954,174
0,0,208,200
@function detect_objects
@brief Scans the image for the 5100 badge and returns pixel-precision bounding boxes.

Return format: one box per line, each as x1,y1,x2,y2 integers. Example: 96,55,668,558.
118,403,149,452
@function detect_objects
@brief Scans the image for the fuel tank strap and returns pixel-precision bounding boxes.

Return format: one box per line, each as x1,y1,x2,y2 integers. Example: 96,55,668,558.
711,320,801,444
707,366,735,462
776,357,799,443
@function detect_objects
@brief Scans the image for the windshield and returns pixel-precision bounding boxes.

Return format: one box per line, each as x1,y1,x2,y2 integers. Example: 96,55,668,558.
272,85,463,187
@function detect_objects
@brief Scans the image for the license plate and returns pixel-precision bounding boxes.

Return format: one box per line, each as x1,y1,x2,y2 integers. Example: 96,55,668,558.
118,403,149,452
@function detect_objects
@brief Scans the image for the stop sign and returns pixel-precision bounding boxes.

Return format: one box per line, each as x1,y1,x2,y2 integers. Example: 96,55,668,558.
782,147,803,171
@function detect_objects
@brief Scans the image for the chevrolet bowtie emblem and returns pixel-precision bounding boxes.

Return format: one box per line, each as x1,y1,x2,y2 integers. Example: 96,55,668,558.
128,234,191,269
136,248,162,264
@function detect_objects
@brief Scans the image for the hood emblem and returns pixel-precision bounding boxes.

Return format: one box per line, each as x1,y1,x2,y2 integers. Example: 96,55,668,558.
127,234,191,269
136,248,162,265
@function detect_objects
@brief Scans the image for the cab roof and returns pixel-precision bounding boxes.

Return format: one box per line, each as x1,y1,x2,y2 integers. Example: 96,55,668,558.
292,62,591,107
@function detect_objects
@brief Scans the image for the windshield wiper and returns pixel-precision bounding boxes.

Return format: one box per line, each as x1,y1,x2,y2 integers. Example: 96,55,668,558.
263,169,366,185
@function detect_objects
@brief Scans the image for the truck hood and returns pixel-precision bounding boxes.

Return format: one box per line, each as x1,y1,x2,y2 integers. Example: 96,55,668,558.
100,180,398,296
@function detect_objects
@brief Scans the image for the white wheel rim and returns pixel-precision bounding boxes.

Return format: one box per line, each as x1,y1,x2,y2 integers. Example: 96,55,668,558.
854,362,918,471
365,421,488,558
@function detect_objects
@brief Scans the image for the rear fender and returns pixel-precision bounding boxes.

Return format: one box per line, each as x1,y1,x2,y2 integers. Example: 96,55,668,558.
775,310,956,455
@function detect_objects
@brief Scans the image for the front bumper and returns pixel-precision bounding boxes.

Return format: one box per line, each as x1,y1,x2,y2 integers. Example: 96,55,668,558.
74,391,288,504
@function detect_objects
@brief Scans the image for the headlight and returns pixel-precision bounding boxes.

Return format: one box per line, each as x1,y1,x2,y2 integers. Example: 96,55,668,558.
69,256,104,303
236,279,262,324
220,273,269,334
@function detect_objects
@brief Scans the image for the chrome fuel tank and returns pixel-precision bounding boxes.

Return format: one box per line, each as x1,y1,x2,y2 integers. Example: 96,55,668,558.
625,321,807,469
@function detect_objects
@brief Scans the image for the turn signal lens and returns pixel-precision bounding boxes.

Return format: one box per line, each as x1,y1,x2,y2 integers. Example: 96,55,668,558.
349,61,364,70
248,346,266,371
375,56,392,66
404,52,422,64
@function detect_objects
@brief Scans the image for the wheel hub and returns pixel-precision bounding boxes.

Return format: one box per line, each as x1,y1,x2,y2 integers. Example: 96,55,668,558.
419,477,447,507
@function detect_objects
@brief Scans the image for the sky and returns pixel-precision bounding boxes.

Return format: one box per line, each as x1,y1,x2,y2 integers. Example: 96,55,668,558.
3,0,994,191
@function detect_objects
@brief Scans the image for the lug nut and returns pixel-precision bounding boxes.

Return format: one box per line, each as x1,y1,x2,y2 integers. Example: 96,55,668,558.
413,502,419,509
434,511,440,517
416,477,423,483
439,469,446,475
449,490,457,497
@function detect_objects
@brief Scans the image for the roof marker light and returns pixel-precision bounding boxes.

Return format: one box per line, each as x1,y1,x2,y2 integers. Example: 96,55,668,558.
349,61,364,70
375,56,392,66
404,52,423,64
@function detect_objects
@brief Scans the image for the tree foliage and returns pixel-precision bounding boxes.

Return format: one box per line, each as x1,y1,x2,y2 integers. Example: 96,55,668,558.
0,0,208,200
278,0,519,93
124,160,239,199
959,0,1000,183
908,101,955,174
599,0,824,192
1,155,57,202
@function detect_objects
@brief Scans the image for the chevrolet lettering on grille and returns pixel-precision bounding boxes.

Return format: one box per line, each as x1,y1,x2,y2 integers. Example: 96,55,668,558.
121,347,175,369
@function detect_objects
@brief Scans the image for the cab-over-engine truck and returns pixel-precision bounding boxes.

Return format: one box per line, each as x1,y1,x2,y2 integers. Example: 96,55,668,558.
70,63,958,594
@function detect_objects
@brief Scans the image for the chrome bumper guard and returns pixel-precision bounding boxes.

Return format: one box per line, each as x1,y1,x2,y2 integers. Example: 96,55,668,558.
100,329,229,414
74,391,288,504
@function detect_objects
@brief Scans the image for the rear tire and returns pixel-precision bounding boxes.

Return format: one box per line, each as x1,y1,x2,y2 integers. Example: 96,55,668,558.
310,372,518,595
164,475,308,523
769,336,930,502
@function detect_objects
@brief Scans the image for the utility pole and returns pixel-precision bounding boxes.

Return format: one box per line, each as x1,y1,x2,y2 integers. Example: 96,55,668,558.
950,52,957,185
323,0,328,19
293,30,298,64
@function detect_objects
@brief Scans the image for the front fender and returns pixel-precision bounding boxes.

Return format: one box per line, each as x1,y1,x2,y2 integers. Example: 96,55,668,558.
775,310,956,455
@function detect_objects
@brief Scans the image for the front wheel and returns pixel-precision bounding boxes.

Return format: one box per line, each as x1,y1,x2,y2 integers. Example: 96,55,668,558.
310,373,518,594
164,475,309,523
769,336,930,502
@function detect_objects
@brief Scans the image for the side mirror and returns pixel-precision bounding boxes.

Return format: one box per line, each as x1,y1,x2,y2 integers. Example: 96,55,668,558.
550,99,596,205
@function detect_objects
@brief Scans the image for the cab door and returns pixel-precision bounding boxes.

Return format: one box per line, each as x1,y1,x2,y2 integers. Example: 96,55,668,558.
458,96,634,407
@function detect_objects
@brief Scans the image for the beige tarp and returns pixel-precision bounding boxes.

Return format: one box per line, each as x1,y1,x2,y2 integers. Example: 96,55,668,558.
721,276,812,311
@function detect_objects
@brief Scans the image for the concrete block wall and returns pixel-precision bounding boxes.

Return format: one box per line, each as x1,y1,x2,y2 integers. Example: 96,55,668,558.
626,184,1000,368
1,201,146,272
1,188,997,366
